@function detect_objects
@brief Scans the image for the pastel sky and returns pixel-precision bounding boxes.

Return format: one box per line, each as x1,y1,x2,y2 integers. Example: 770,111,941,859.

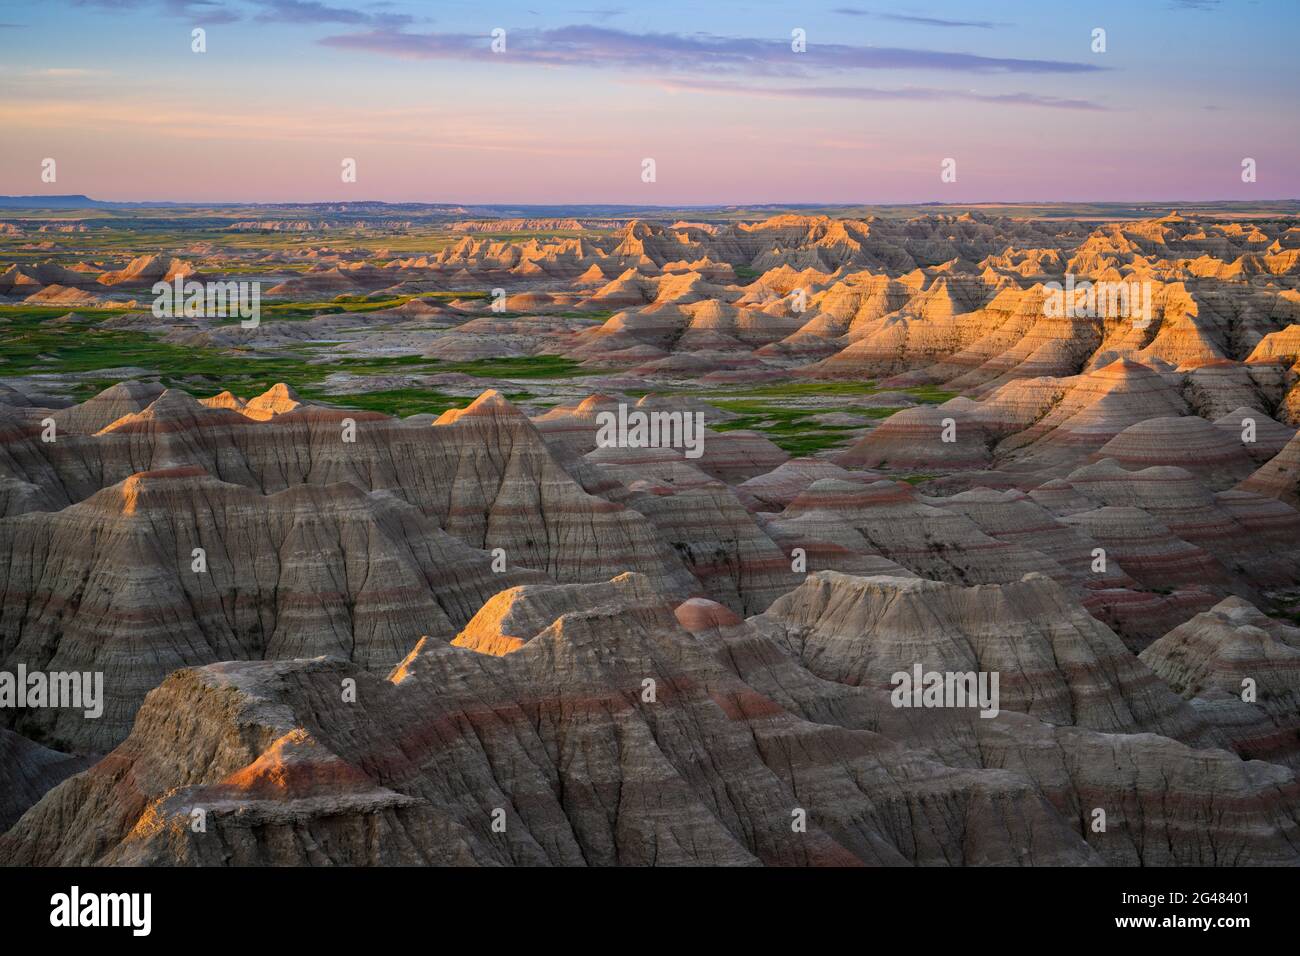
0,0,1296,203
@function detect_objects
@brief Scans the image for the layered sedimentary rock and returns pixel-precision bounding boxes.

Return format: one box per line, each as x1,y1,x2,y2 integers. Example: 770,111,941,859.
1093,416,1256,489
1240,428,1300,508
735,458,879,511
1141,598,1300,767
0,386,697,594
614,481,799,614
837,404,991,470
0,386,727,751
0,729,95,831
7,571,1297,867
6,208,1300,867
0,467,546,751
754,571,1212,740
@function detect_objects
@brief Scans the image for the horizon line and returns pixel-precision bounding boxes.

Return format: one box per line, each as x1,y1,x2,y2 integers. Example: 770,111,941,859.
3,196,1299,209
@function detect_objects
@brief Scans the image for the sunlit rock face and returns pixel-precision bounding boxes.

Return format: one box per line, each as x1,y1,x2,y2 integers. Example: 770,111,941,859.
5,210,1300,866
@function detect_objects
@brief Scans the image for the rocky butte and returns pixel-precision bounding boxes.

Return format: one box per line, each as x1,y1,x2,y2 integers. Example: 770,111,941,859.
2,206,1300,866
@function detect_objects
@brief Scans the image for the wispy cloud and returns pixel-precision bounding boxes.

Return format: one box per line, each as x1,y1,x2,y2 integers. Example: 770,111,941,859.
319,25,1101,75
32,67,108,77
832,9,1008,29
648,77,1109,111
163,0,240,21
65,0,407,25
251,0,412,27
0,96,598,155
67,0,245,25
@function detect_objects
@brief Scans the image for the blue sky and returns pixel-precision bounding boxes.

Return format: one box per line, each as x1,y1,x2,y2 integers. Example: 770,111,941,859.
0,0,1295,202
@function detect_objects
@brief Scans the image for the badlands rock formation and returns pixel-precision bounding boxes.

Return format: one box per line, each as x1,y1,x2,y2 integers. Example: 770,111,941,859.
1141,597,1300,768
5,571,1297,866
4,209,1300,866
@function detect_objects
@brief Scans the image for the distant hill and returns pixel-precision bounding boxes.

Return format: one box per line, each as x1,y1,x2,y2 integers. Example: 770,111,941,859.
0,195,207,209
0,196,1295,221
0,195,116,208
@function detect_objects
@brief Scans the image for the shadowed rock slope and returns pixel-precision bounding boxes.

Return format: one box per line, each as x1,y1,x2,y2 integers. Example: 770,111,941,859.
4,572,1297,866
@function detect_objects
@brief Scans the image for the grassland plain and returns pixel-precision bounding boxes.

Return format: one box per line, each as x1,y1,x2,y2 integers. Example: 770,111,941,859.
0,300,954,441
0,305,593,414
6,197,1300,880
